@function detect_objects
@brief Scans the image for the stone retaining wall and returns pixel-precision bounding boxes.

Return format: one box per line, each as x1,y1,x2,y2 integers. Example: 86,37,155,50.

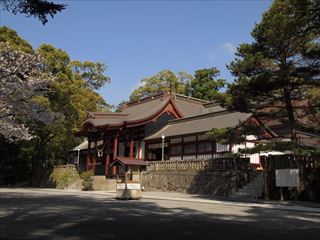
143,169,252,196
143,159,252,196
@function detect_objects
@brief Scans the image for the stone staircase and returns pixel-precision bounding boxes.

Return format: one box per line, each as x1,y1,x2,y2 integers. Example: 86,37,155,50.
230,173,264,200
92,176,116,191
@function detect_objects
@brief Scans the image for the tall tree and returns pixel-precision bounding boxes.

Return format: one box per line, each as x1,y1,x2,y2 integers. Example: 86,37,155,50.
129,70,188,101
30,43,110,164
228,0,320,139
185,67,226,101
70,61,110,90
0,27,111,184
1,0,65,24
0,26,33,53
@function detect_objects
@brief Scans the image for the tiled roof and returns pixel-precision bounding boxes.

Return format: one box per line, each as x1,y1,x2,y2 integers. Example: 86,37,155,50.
69,140,104,151
85,113,128,127
109,157,148,167
175,99,205,117
82,92,215,128
121,95,169,121
145,111,252,140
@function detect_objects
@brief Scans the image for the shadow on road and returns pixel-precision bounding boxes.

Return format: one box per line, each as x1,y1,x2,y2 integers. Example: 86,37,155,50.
0,190,319,240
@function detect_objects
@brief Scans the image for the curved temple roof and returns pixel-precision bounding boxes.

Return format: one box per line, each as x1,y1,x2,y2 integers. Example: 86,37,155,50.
76,92,218,136
144,111,253,140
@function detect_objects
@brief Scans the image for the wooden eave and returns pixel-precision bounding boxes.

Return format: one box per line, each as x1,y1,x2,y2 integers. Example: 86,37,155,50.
241,114,277,139
144,112,277,141
75,97,183,136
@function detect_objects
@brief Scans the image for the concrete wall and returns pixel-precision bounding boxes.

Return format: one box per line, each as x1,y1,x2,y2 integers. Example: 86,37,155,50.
143,169,252,196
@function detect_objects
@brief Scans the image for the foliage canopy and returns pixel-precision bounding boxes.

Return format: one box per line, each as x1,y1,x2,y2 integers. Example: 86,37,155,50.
227,0,320,139
1,0,65,24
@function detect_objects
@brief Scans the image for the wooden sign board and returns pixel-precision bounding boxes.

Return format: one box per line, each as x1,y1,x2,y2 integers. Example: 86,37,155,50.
116,183,141,190
275,169,300,187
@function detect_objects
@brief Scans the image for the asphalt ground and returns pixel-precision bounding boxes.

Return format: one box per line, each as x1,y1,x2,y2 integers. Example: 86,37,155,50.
1,188,319,240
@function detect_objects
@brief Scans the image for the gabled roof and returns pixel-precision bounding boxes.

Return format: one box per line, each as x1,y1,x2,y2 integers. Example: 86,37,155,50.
121,94,171,121
77,92,219,136
109,157,148,167
68,139,104,152
144,110,253,140
69,140,88,151
84,113,128,127
203,102,226,113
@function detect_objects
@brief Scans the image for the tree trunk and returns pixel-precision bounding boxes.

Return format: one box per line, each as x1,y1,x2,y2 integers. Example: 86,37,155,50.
30,138,44,186
283,87,296,140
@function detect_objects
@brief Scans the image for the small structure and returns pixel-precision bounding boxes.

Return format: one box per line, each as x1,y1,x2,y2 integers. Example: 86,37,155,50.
109,157,148,199
68,140,89,166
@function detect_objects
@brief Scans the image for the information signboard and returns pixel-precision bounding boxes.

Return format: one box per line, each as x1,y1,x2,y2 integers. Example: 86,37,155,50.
116,183,141,190
275,169,300,187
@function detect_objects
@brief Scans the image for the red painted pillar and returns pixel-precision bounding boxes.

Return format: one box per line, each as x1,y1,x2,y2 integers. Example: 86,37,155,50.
86,140,91,171
137,141,141,159
112,135,118,175
93,141,97,174
105,140,110,177
129,131,134,159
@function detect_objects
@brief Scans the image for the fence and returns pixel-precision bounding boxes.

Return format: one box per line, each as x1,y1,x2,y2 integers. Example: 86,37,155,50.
147,158,249,171
260,155,320,170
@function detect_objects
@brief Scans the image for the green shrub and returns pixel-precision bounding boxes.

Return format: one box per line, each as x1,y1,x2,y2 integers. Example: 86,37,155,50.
50,165,81,189
81,170,94,191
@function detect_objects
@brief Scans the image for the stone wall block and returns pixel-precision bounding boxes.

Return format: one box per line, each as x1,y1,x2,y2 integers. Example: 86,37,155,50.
143,169,250,196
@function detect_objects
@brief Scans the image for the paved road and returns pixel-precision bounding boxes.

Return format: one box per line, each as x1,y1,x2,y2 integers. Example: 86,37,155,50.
1,188,319,240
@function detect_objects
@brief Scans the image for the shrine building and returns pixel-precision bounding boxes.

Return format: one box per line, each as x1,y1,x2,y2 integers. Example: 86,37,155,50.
75,92,275,176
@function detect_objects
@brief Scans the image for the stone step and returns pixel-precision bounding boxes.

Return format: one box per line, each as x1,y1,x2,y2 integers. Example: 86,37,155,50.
229,195,259,200
234,192,260,197
241,185,263,191
238,190,262,195
242,185,263,190
230,173,263,199
243,182,263,187
244,183,263,187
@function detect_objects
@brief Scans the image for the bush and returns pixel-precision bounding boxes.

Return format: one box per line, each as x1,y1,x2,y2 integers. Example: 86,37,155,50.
50,165,81,189
81,170,94,191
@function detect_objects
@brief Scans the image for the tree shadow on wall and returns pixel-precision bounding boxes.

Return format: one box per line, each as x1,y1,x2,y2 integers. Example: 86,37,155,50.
187,168,252,197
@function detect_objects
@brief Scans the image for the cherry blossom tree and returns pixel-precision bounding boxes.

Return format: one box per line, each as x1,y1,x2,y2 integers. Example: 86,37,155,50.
0,43,54,141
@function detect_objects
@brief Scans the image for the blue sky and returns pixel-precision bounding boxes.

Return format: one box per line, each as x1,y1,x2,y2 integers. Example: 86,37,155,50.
0,0,272,106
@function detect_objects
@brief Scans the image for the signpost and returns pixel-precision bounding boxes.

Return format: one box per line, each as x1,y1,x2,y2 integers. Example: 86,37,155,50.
275,169,300,200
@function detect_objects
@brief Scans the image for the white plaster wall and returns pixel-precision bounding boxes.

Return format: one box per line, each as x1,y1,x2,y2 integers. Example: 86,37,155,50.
231,135,260,164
